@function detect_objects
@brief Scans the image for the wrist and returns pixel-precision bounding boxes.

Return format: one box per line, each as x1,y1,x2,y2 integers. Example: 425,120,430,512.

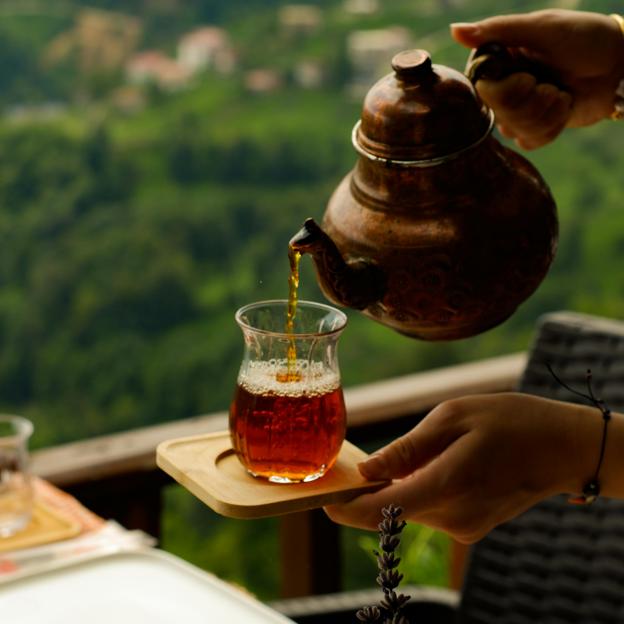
563,401,624,500
596,410,624,498
558,402,603,496
527,397,601,499
609,13,624,119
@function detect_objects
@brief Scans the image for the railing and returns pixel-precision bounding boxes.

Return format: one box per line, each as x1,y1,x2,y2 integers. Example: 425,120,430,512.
30,352,526,597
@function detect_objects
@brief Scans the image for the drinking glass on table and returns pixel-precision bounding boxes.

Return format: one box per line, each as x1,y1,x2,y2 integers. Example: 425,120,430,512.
0,415,33,537
229,300,347,483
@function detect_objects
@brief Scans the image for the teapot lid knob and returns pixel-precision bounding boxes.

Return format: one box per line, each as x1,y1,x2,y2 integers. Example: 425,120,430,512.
359,48,491,160
391,49,433,80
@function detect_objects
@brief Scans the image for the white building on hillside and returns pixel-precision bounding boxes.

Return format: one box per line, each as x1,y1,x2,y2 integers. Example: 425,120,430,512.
244,69,282,94
177,26,236,74
126,51,191,91
294,60,323,88
279,5,322,36
343,0,379,16
347,27,412,94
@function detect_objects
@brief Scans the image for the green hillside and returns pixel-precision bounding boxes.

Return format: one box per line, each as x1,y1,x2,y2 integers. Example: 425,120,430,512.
0,0,622,600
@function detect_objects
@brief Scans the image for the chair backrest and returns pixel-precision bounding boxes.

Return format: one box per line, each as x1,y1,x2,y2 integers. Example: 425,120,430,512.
458,311,624,624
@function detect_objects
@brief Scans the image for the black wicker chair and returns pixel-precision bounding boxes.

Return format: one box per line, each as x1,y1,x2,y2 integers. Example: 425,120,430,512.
272,311,624,624
458,311,624,624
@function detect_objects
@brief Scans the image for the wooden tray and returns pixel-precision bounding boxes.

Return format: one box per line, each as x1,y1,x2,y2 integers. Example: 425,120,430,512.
156,431,388,519
0,499,82,553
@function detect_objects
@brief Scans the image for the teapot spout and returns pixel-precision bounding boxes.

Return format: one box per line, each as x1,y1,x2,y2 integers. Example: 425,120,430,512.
289,218,386,311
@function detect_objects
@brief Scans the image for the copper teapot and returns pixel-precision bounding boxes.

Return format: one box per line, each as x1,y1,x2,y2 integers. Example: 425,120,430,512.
291,48,558,340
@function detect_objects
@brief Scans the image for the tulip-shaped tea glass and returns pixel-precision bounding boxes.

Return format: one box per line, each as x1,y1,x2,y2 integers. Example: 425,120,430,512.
0,415,33,537
229,300,347,483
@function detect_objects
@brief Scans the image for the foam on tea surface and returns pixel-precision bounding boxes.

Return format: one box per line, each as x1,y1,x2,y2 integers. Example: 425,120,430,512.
238,359,340,397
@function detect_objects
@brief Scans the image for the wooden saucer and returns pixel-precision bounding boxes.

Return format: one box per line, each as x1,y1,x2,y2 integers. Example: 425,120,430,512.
0,500,81,553
156,431,388,519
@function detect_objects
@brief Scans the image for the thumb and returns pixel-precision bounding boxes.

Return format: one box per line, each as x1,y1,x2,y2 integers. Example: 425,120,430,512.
451,14,554,51
358,410,464,480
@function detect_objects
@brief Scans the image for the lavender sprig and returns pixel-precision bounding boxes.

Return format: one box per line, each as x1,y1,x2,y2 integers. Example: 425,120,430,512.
356,505,411,624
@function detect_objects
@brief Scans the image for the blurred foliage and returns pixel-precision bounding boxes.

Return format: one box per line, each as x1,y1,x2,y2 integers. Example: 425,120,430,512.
0,0,622,603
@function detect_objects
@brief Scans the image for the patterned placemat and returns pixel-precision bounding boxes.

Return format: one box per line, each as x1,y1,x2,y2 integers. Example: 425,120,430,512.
0,477,104,554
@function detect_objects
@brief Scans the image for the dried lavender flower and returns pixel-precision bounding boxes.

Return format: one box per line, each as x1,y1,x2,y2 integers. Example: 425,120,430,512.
356,605,382,622
376,568,403,590
377,552,401,570
380,590,411,612
355,504,412,624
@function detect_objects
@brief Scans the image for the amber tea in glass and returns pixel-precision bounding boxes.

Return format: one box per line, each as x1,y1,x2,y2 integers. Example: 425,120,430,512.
229,300,347,483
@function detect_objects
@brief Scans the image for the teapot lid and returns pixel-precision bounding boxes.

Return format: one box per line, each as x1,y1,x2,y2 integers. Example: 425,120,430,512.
355,49,493,163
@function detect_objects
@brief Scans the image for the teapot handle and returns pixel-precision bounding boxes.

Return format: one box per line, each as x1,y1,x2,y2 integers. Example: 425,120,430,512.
465,42,566,91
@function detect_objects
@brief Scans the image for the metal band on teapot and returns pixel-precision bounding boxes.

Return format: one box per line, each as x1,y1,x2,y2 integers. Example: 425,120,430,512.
351,109,495,168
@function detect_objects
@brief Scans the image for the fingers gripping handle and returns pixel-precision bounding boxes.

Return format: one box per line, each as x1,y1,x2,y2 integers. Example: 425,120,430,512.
465,42,566,90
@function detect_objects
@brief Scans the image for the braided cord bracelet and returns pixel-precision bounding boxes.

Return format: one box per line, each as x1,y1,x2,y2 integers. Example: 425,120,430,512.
547,365,611,505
